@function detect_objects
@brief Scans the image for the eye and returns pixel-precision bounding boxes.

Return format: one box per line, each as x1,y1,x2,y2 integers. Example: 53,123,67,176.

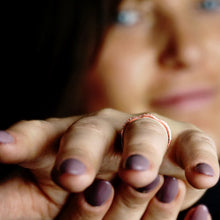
199,0,220,11
115,10,141,26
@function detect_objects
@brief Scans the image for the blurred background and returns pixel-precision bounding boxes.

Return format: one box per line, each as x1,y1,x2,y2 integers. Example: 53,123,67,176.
1,0,74,129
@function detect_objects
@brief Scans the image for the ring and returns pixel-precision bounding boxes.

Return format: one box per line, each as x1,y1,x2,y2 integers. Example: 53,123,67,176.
121,113,172,148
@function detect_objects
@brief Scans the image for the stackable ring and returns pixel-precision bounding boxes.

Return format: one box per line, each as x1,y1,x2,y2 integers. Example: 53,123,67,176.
121,113,172,148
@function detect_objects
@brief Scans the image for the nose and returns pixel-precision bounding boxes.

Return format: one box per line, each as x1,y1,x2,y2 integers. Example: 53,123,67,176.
156,13,202,70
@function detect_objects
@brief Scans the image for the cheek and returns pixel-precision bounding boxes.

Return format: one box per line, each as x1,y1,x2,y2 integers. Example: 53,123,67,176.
97,57,147,100
205,37,220,68
202,18,220,70
89,56,155,113
97,47,156,92
206,39,220,91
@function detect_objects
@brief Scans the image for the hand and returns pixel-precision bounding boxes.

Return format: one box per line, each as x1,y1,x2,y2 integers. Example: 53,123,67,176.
0,109,218,219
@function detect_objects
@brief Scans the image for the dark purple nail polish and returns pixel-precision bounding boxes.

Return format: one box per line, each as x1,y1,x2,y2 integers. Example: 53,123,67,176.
190,205,209,220
156,176,178,203
84,179,112,206
60,158,86,175
194,163,214,177
0,131,14,144
136,176,160,193
125,154,149,171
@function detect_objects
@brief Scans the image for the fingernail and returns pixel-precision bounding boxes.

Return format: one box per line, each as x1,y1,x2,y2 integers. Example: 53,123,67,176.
125,154,149,171
190,205,209,220
60,158,86,175
136,175,160,193
156,176,178,203
0,131,14,144
194,163,214,177
84,179,112,206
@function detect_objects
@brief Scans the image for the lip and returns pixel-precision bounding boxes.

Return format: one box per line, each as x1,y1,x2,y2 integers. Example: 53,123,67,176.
151,87,217,111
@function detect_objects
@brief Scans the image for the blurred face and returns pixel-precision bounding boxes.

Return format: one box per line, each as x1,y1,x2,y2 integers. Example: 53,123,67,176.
83,0,220,147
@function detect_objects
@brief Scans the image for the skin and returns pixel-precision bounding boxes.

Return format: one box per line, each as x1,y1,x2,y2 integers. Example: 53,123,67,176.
83,0,220,155
0,0,219,219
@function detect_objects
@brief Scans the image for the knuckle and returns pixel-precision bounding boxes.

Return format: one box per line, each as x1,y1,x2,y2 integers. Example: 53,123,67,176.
96,108,116,117
28,120,52,133
45,117,60,123
73,117,107,137
27,119,50,129
179,129,215,148
13,119,51,132
19,119,52,138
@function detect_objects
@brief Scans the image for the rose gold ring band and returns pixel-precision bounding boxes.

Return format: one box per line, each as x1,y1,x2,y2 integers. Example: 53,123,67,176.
121,113,172,148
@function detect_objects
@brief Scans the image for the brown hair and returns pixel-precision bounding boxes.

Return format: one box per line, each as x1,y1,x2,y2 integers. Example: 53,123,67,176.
54,0,122,115
71,0,121,70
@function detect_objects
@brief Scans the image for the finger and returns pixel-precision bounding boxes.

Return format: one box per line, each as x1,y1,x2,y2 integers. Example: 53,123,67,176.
0,117,78,164
54,109,129,193
104,176,163,220
142,177,186,220
120,115,169,188
174,129,219,189
0,117,81,212
184,205,212,220
56,179,114,220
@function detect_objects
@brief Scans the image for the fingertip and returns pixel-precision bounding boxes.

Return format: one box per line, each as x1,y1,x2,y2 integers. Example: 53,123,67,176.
156,176,179,203
59,158,86,175
83,179,114,207
53,157,96,193
0,130,14,144
75,180,114,219
184,204,210,220
55,180,114,220
176,129,219,189
194,163,215,177
156,177,186,205
0,131,21,164
57,172,93,193
124,154,150,171
185,163,219,189
119,154,157,188
141,178,186,219
119,168,157,188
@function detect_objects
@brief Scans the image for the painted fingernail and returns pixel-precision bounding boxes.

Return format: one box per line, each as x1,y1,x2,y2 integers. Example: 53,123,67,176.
136,175,160,193
125,154,149,171
190,205,209,220
0,131,14,144
60,158,86,175
156,176,178,203
194,163,214,177
84,179,112,206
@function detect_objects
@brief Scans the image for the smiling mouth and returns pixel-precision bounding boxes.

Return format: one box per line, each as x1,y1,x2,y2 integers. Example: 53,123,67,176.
151,88,217,111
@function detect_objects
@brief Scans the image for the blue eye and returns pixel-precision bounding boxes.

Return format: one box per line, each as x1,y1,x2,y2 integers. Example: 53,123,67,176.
115,10,141,26
200,0,220,11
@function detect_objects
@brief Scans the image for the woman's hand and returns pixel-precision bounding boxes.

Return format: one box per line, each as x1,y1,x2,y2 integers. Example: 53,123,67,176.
0,108,218,219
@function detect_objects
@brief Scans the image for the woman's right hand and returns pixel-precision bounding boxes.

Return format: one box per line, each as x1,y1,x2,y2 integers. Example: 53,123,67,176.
0,108,218,219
